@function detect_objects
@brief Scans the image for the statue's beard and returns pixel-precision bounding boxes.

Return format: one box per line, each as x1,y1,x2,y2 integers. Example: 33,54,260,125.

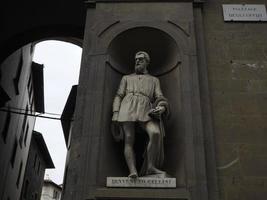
135,64,147,74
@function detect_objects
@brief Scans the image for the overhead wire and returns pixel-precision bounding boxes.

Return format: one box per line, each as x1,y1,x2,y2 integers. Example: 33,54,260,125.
0,106,73,121
5,106,61,116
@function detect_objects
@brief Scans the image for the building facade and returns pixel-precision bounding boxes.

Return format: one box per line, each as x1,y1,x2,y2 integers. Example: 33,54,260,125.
40,180,62,200
0,44,45,200
20,131,54,200
60,85,77,200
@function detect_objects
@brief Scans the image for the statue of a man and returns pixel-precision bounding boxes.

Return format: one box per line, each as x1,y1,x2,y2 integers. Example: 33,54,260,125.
112,51,169,178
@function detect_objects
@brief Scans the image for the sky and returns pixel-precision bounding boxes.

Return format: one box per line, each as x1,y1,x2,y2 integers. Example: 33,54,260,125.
33,40,82,185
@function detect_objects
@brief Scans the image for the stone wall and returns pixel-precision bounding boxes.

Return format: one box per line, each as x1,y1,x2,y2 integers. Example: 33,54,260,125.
203,0,267,199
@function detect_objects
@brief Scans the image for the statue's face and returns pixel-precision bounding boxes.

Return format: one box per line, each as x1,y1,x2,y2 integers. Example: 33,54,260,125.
135,53,148,73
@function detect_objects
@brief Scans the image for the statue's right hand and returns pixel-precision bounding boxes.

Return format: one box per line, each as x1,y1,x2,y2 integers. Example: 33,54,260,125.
112,112,119,121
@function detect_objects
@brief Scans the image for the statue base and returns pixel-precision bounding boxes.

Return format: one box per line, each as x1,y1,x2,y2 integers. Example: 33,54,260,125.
91,188,189,200
106,177,176,188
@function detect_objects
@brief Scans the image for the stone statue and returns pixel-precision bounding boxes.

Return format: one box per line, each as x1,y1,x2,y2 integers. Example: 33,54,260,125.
112,51,170,178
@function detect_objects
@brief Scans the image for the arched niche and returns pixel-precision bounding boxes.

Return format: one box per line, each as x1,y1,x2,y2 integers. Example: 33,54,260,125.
107,27,181,76
98,26,185,185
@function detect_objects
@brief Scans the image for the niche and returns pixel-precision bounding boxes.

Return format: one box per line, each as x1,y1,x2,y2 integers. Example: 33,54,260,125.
107,27,180,75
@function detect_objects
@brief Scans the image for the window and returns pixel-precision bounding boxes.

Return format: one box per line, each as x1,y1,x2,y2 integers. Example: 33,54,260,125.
37,161,40,174
13,50,23,95
0,86,10,107
23,180,29,199
19,106,28,147
27,75,33,99
10,139,18,167
23,123,29,146
33,154,37,169
67,125,72,150
53,190,59,199
34,193,37,200
1,109,11,143
16,161,23,187
27,75,34,113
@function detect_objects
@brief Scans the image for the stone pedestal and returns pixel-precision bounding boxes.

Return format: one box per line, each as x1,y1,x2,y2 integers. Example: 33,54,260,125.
91,188,190,200
107,177,176,188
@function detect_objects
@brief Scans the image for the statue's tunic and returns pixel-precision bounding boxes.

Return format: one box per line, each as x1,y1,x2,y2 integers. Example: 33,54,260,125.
113,73,164,122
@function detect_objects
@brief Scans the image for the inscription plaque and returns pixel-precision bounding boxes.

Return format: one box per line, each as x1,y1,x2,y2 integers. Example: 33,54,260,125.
222,4,267,21
107,177,176,188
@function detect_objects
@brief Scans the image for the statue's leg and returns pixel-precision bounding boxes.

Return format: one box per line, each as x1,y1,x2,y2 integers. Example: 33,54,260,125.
144,120,165,175
122,122,138,178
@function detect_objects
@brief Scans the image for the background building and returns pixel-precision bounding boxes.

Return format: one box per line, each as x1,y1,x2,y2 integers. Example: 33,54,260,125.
20,131,54,200
60,85,77,200
40,179,62,200
0,44,45,200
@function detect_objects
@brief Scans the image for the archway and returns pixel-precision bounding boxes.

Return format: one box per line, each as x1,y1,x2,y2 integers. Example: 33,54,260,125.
0,38,82,200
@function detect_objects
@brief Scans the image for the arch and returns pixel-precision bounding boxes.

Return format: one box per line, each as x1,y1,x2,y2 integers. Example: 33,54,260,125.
0,25,84,64
90,21,192,75
97,21,190,55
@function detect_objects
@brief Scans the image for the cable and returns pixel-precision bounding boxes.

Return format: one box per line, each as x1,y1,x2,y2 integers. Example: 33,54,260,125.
6,106,61,116
0,108,73,121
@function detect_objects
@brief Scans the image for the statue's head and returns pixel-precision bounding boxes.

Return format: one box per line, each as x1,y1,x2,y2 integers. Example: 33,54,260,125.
135,51,150,74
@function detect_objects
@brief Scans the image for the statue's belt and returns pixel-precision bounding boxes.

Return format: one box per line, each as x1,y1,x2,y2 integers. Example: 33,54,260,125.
126,91,151,101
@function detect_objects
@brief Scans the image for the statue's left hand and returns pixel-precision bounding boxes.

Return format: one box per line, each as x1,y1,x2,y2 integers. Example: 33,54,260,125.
149,106,166,119
154,106,166,114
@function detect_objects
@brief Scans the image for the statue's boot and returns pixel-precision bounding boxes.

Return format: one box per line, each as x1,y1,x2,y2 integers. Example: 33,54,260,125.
128,172,138,178
147,166,165,175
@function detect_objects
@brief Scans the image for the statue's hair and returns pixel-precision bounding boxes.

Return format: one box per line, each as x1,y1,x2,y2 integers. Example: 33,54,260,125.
135,51,150,63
